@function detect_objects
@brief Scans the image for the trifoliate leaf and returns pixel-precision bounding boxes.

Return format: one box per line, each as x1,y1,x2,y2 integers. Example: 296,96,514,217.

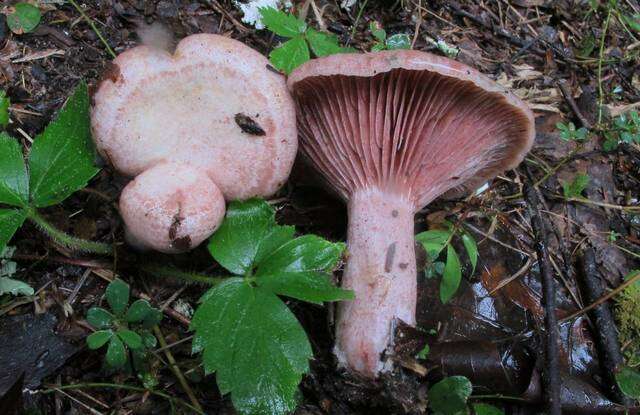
0,209,26,255
256,235,351,304
258,7,307,37
86,307,114,330
208,199,285,275
106,278,130,316
106,335,127,368
0,276,33,296
0,91,9,128
28,82,99,207
306,28,345,57
428,376,472,415
562,173,590,199
616,366,640,399
440,244,462,304
472,403,504,415
126,299,153,323
255,225,296,266
269,36,310,75
416,230,451,260
87,330,113,350
192,278,312,415
0,133,28,207
461,231,478,275
6,3,41,35
385,34,412,50
118,329,143,350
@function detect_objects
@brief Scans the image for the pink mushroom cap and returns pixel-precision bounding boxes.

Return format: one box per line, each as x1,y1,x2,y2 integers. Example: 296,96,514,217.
288,50,535,377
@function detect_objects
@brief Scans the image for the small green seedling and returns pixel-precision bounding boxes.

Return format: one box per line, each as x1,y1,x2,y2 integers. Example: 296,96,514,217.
369,21,412,52
416,223,478,304
562,173,590,199
0,82,111,256
616,365,640,400
186,199,352,415
0,91,9,128
621,13,640,32
0,246,33,297
259,7,353,74
556,121,589,141
427,375,505,415
86,279,162,374
5,3,41,35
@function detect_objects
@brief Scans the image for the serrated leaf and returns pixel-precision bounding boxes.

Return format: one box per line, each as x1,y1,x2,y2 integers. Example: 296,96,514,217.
6,3,41,35
191,278,312,415
428,376,472,415
106,335,127,368
86,307,114,329
0,91,9,128
259,7,306,37
306,28,344,57
256,235,351,303
385,34,412,50
440,245,462,304
208,199,281,275
472,403,504,415
416,230,451,260
118,329,143,350
0,133,29,207
269,36,310,75
28,82,99,207
0,209,26,254
562,173,590,199
0,276,33,296
461,232,478,275
616,366,640,399
106,278,130,316
126,299,153,323
86,330,113,350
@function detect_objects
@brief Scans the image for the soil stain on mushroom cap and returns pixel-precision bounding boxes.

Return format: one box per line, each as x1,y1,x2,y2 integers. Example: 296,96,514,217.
168,213,192,251
234,112,266,136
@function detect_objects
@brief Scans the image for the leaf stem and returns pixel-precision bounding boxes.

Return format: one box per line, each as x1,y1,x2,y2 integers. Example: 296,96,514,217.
27,209,113,255
41,382,204,414
597,5,612,126
67,0,117,59
141,263,225,286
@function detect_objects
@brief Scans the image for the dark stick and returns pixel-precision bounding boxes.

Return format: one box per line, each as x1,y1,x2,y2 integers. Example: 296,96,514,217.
524,184,562,415
579,248,634,407
556,80,593,129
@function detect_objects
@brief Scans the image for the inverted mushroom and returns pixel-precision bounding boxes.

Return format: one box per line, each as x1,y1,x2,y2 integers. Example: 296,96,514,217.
288,50,535,377
91,34,297,253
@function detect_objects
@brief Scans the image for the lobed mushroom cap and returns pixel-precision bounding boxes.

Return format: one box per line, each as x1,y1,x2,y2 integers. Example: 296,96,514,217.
119,162,226,253
92,34,297,201
288,50,535,208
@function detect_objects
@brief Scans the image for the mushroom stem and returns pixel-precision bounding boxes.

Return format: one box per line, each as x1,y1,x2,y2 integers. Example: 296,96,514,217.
335,188,417,377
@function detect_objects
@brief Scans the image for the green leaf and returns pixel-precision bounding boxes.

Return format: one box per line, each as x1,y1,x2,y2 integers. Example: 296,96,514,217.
461,232,478,275
269,36,310,75
616,366,640,399
126,299,153,323
28,82,99,207
256,235,351,303
86,307,114,329
105,335,127,368
428,376,473,415
416,344,430,359
371,42,386,52
191,278,312,415
0,276,34,296
106,278,130,316
0,209,26,254
0,133,29,207
255,225,296,266
562,173,590,199
385,34,412,50
86,330,113,350
416,230,451,260
440,245,462,304
141,308,163,329
622,13,640,32
208,199,282,275
369,22,387,42
0,91,9,128
6,3,41,35
258,7,306,37
472,403,504,415
140,330,157,348
117,329,143,350
306,29,345,57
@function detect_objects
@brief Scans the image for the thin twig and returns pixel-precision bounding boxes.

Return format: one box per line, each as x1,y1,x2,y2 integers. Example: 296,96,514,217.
67,0,117,59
